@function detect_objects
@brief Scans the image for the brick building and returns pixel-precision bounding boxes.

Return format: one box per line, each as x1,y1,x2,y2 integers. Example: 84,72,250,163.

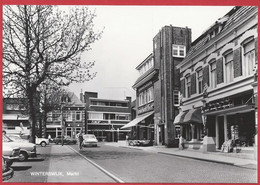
122,26,191,147
82,91,132,141
46,92,85,139
175,6,258,153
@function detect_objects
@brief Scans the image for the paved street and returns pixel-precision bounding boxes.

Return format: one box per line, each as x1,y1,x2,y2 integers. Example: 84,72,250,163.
6,143,257,183
71,143,257,183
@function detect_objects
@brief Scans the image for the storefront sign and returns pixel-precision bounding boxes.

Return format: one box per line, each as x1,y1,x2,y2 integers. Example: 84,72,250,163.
138,102,154,114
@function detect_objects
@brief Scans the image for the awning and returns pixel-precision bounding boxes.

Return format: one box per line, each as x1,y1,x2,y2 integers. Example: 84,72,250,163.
183,109,202,124
173,111,188,124
174,109,202,125
121,111,154,129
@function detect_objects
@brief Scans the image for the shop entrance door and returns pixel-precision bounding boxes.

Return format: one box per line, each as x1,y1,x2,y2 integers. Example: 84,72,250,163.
218,116,225,149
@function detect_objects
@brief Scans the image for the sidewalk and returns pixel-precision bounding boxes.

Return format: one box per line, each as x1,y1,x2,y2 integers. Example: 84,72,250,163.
104,141,258,170
47,144,116,183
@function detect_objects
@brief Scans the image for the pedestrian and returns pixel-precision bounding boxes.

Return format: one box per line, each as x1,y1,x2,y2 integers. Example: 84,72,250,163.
126,134,129,146
48,134,52,142
78,130,84,150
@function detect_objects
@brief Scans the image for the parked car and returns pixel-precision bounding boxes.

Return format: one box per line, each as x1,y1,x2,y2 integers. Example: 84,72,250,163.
54,136,77,145
3,134,37,162
128,139,154,147
6,134,29,143
82,134,98,147
35,136,49,147
2,157,14,181
2,144,20,166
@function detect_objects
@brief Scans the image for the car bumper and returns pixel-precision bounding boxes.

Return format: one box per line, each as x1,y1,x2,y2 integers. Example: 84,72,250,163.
3,156,20,162
82,142,98,147
2,167,14,181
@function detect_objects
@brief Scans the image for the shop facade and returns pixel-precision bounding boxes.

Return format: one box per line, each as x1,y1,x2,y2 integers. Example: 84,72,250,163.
83,91,132,141
175,6,258,152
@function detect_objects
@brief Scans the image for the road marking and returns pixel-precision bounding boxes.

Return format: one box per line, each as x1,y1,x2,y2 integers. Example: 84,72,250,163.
68,146,125,183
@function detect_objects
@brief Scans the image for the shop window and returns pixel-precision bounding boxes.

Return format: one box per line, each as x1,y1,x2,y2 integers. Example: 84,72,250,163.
225,52,234,83
243,40,255,76
175,126,181,139
210,61,217,88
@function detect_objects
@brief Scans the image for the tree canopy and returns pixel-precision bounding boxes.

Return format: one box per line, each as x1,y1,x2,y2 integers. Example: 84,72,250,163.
3,5,102,142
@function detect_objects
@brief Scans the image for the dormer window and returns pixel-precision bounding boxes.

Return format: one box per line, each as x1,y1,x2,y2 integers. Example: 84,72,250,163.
172,45,186,58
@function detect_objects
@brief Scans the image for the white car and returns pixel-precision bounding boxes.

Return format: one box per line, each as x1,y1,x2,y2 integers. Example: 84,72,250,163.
35,136,49,147
3,134,36,162
6,135,29,143
82,134,98,147
2,145,20,166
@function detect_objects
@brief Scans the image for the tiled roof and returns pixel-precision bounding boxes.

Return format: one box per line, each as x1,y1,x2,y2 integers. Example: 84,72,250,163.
184,6,257,61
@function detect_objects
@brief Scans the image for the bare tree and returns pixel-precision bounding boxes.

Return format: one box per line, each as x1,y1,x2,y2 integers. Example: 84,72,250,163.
38,82,70,138
3,5,101,143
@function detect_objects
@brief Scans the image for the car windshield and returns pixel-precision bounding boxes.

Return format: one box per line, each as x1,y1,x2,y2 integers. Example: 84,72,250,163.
2,134,13,142
83,135,96,139
8,135,23,140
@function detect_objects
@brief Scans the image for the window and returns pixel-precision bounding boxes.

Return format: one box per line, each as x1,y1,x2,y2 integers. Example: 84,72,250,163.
6,104,19,110
138,58,154,76
197,69,203,94
89,112,103,120
172,45,186,58
66,112,72,121
243,41,255,76
47,112,52,121
116,114,130,120
139,92,143,106
186,75,191,98
76,111,81,121
210,62,217,88
173,90,180,106
225,52,234,83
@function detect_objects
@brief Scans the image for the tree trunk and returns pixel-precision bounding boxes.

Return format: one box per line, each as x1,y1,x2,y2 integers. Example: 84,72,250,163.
28,89,37,144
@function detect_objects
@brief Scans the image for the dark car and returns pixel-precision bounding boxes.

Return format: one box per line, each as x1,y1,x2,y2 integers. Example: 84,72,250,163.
54,136,77,145
129,139,154,147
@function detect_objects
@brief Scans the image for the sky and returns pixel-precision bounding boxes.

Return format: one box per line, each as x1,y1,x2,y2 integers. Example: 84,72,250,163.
68,6,234,101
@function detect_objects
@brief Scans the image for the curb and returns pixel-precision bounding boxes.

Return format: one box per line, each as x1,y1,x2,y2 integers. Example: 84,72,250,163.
68,146,125,183
115,145,257,170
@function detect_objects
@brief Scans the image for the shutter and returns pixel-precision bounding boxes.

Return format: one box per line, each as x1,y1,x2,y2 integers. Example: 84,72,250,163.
180,79,185,98
233,47,242,78
202,65,209,87
255,38,258,63
191,73,196,95
216,57,224,84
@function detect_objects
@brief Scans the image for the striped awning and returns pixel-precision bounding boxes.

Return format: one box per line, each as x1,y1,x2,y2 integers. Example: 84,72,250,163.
173,111,188,124
174,109,202,125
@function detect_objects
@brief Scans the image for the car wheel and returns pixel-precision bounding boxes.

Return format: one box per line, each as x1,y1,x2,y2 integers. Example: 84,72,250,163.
41,141,47,147
18,151,28,162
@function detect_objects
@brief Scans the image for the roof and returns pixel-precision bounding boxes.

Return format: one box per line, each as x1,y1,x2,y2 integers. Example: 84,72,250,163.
182,6,257,65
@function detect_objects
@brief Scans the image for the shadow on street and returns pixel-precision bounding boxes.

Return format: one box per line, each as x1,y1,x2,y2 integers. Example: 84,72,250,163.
12,166,32,171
